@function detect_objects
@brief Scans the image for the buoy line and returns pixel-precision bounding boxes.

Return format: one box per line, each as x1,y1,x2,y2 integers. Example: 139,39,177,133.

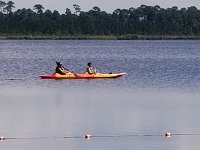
1,132,200,141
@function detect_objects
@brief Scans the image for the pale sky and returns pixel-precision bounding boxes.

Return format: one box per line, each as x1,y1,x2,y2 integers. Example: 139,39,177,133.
13,0,200,14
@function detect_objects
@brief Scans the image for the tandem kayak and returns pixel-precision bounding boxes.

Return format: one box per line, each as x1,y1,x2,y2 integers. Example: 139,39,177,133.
40,72,126,79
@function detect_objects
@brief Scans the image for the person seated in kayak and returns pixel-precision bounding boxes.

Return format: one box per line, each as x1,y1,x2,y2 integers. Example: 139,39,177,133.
85,63,96,74
55,61,70,75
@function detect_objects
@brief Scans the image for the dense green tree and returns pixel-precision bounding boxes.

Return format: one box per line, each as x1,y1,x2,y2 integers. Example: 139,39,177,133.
73,4,81,15
1,3,200,36
0,0,6,13
65,8,71,15
4,1,14,14
33,4,44,14
93,6,101,12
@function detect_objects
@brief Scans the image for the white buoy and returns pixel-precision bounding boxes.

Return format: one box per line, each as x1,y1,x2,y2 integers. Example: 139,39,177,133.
165,132,172,138
0,137,5,141
85,134,92,139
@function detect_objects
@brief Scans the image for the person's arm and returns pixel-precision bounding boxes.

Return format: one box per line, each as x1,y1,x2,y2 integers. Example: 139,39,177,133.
57,67,66,75
61,65,70,72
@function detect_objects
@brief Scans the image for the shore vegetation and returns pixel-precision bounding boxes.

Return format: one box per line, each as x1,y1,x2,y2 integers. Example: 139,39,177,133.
1,1,200,39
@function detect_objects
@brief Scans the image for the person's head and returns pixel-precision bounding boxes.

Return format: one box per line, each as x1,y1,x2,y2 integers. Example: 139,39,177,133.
87,63,91,67
56,61,62,66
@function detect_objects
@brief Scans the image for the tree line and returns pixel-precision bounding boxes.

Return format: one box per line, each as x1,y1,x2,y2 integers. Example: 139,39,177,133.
0,1,200,36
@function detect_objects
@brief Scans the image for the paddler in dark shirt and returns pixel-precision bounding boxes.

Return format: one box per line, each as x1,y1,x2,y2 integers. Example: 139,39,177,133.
55,61,70,75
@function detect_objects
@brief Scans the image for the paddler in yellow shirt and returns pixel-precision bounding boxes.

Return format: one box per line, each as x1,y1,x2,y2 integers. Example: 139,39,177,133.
85,62,97,74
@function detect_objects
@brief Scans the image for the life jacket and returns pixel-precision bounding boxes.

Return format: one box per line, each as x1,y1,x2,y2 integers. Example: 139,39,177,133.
87,66,94,74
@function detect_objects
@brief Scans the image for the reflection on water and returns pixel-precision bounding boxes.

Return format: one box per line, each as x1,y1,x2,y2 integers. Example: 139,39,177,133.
1,40,200,150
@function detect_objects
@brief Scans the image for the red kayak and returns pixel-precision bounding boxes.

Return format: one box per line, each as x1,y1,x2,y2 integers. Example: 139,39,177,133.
40,72,126,79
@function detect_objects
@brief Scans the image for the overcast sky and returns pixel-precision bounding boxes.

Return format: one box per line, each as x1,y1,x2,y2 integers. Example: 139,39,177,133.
13,0,200,14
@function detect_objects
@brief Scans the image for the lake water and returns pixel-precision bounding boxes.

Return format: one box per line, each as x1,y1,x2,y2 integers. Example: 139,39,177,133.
0,40,200,150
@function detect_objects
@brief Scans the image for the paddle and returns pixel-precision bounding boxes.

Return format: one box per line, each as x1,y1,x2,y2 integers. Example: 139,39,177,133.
65,70,78,77
59,64,77,76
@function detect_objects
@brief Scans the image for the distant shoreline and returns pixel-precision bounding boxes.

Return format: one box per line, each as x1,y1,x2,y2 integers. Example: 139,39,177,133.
0,35,200,40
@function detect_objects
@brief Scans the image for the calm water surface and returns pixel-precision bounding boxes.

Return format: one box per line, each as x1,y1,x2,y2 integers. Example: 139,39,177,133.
0,40,200,150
